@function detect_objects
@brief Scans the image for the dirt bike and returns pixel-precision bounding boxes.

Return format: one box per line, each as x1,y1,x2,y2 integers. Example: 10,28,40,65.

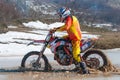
21,30,109,71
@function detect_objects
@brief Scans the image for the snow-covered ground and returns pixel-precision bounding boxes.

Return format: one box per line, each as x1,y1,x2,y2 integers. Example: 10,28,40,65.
0,21,99,56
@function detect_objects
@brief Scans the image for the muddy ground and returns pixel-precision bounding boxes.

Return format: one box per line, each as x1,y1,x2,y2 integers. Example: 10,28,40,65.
0,53,120,80
0,60,120,80
1,67,120,80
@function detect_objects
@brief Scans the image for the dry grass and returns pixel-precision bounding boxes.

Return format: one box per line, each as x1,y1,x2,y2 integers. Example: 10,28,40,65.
0,23,8,33
95,32,120,49
81,25,120,49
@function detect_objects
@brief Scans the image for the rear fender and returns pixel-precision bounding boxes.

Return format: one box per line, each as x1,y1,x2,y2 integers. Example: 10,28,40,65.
81,39,95,53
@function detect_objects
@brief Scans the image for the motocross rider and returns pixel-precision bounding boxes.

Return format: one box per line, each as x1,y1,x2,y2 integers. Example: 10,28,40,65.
52,7,89,74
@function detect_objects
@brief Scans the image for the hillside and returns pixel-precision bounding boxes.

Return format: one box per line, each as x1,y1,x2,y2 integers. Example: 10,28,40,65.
52,0,120,10
51,0,120,30
107,0,120,9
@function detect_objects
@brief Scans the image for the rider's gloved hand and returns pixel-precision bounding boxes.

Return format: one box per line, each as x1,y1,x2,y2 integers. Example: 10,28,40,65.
50,28,57,33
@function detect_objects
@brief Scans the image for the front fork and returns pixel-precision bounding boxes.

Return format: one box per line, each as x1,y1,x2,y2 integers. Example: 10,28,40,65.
36,43,52,70
36,43,47,64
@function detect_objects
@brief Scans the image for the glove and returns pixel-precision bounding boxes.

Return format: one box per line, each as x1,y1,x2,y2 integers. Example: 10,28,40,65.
50,28,57,33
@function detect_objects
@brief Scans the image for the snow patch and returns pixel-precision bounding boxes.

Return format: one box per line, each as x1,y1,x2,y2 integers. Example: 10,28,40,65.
23,20,48,29
23,21,64,30
8,25,17,28
48,22,64,29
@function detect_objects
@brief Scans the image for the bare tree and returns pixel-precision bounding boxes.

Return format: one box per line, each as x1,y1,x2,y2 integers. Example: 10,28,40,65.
0,0,20,23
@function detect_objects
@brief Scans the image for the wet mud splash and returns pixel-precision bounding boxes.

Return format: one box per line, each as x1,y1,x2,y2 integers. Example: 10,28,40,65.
100,57,117,72
88,57,119,74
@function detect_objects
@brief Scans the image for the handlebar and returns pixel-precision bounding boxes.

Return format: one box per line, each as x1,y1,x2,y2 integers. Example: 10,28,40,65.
27,28,59,46
27,41,34,46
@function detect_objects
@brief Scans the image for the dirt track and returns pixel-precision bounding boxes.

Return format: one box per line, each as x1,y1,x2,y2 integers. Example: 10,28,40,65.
0,64,120,80
1,69,120,80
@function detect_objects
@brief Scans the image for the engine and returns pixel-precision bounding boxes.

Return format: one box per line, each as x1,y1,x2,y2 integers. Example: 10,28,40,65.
49,38,73,65
55,45,73,65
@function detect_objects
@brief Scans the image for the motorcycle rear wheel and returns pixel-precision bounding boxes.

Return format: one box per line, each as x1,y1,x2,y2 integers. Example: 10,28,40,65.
21,51,51,71
82,49,109,70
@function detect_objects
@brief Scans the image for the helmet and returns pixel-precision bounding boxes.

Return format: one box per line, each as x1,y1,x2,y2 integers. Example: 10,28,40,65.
57,7,71,19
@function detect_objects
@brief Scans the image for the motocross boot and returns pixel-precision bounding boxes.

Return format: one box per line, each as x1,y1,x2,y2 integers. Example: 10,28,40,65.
76,62,89,74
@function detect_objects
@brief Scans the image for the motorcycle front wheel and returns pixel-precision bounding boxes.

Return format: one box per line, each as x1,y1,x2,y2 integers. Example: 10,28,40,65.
82,49,109,70
21,51,51,71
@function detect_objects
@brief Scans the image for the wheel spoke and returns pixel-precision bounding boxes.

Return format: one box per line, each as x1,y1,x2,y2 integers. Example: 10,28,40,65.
21,51,47,71
83,50,108,69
